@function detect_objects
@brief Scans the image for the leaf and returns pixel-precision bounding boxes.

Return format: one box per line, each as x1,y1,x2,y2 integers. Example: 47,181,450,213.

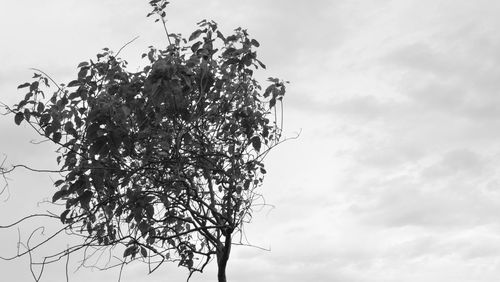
60,209,70,223
251,136,261,152
78,190,93,210
123,245,136,258
52,189,68,202
140,247,148,258
77,61,89,68
267,77,279,84
23,109,31,122
78,67,88,80
29,81,39,92
54,179,65,187
37,102,45,113
67,80,80,87
189,29,203,41
191,41,202,53
226,35,238,42
251,39,260,47
269,98,276,109
17,82,30,89
262,126,269,139
138,221,150,237
39,113,51,126
256,59,266,69
244,179,251,190
222,47,236,56
16,100,27,110
53,132,62,143
14,112,24,125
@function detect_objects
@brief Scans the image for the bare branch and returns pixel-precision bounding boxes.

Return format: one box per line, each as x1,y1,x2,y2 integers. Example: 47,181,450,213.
115,36,140,58
0,214,58,229
0,163,65,175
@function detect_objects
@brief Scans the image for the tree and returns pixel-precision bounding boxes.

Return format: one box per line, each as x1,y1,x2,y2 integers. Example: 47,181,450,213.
0,1,286,281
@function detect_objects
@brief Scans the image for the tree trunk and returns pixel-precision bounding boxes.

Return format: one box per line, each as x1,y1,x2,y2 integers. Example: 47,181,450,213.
217,233,232,282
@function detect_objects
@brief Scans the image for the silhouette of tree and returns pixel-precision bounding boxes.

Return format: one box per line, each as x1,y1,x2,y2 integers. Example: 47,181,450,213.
1,1,287,281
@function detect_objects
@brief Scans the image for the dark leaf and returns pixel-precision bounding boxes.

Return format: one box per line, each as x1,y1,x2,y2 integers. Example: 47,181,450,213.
60,209,70,224
138,221,150,237
191,41,202,52
17,82,30,89
251,39,260,47
268,77,280,84
24,92,33,101
52,189,68,202
226,35,238,42
263,126,269,138
16,100,27,110
68,179,83,193
251,136,261,152
77,62,89,68
140,247,148,258
64,121,73,131
29,81,39,92
78,67,88,80
23,109,31,122
123,245,136,258
269,98,276,109
39,114,51,126
256,59,266,69
189,29,203,41
14,112,24,125
78,190,92,210
37,102,45,113
67,80,80,87
53,132,62,143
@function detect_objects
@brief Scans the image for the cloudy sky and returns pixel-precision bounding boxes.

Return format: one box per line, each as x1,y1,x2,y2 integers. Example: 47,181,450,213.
2,0,500,281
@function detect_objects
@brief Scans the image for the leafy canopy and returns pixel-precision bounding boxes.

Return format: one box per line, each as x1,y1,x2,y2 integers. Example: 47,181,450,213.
12,18,286,274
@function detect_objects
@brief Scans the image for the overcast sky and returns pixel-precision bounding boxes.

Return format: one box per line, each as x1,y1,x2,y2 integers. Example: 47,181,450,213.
2,0,500,281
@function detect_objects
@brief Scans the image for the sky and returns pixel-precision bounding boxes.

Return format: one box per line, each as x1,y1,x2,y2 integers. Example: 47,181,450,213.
2,0,500,281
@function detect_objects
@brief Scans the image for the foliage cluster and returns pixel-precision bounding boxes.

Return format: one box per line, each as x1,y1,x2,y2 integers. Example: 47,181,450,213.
8,9,286,280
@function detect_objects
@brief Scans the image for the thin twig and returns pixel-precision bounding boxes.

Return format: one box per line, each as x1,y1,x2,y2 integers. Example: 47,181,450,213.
65,247,70,282
0,214,58,229
161,17,172,45
0,164,65,174
117,261,125,282
115,36,140,58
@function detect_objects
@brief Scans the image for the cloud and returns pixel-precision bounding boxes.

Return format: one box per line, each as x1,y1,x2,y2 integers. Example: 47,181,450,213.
380,18,500,121
420,149,487,178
